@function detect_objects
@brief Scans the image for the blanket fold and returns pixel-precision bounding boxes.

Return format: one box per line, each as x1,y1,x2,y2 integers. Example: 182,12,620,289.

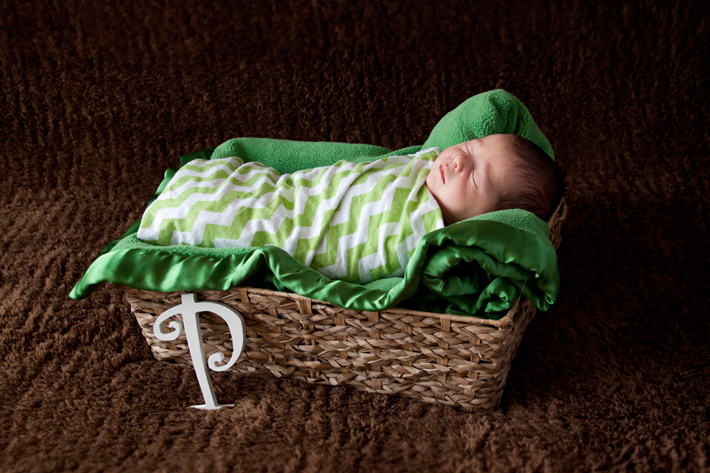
69,89,561,319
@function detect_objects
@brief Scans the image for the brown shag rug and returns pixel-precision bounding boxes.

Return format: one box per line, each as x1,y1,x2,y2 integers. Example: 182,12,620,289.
1,1,708,471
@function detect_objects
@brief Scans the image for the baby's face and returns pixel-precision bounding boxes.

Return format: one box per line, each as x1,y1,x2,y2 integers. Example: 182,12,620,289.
426,134,519,225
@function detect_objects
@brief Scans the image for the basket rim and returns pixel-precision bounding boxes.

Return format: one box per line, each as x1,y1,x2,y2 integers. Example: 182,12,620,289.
241,286,522,327
124,285,522,328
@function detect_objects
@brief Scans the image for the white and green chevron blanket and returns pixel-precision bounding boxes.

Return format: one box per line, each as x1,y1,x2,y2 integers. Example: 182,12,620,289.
136,148,444,284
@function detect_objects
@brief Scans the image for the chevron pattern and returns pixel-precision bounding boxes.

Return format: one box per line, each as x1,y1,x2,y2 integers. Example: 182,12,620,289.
137,149,444,283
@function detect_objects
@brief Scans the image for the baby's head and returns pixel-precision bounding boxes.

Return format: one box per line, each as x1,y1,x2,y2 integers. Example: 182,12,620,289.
425,134,563,225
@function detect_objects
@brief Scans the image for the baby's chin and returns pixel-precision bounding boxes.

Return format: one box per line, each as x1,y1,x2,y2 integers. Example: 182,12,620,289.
424,173,434,189
425,168,440,191
424,177,440,202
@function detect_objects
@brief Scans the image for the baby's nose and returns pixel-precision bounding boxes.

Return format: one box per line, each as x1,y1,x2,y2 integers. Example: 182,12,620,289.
453,156,466,172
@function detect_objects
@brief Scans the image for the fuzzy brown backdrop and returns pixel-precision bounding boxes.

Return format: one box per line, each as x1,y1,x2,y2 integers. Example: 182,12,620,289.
1,1,708,472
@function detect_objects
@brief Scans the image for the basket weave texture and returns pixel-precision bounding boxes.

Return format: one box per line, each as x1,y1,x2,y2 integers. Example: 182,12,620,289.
125,200,567,414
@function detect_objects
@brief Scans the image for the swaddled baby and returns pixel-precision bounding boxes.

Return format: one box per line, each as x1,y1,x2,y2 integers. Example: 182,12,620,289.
137,133,561,284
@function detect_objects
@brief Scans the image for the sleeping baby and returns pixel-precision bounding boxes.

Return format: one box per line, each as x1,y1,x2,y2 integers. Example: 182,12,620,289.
137,132,562,284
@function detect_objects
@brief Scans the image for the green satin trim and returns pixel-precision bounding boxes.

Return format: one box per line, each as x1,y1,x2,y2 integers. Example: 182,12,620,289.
69,211,559,319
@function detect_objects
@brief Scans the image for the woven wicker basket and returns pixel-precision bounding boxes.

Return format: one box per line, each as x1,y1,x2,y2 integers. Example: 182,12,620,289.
125,199,567,414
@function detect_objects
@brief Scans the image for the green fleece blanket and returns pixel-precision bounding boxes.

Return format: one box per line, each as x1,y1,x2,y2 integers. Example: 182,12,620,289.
69,89,561,319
